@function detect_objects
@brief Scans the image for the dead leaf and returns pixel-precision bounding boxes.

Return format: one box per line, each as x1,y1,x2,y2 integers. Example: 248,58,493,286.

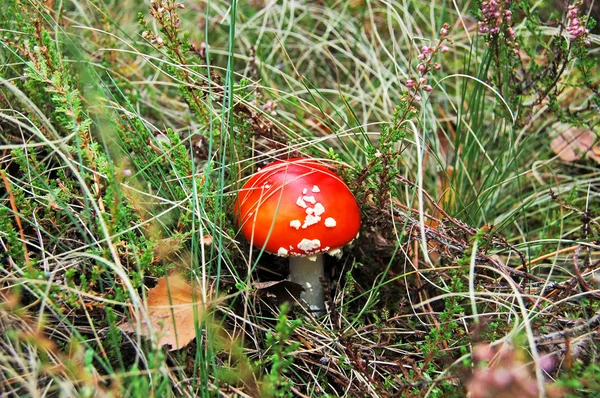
201,234,213,246
550,123,599,163
589,142,600,163
252,280,304,304
119,274,204,351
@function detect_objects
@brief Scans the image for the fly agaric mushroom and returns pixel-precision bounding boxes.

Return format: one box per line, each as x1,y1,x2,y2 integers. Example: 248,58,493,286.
234,158,361,313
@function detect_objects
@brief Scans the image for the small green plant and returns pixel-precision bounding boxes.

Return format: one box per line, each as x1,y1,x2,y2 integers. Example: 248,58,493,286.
556,360,600,397
261,303,301,397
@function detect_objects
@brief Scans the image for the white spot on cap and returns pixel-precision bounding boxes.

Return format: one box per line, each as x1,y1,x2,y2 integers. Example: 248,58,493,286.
302,188,308,194
290,220,301,230
302,195,316,204
296,196,307,208
327,248,342,258
313,203,325,217
302,214,321,228
277,247,289,256
324,217,337,227
312,185,320,193
297,238,321,253
306,207,314,215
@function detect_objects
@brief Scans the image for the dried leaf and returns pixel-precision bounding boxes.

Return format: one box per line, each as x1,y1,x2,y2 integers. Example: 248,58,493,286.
119,274,204,351
589,142,600,163
201,234,213,246
252,280,304,304
550,124,599,163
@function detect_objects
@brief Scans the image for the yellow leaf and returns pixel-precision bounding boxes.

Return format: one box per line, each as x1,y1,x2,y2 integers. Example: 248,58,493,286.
119,274,204,351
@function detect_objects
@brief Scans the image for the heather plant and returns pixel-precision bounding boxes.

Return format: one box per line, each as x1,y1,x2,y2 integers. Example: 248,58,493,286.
1,0,599,397
260,303,301,398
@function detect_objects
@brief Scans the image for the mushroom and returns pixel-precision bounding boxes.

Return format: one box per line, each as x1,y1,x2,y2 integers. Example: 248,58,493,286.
234,158,361,313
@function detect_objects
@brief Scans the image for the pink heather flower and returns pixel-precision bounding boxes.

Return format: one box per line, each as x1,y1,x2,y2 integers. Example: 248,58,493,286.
479,0,513,37
566,5,590,42
507,27,515,40
405,23,450,104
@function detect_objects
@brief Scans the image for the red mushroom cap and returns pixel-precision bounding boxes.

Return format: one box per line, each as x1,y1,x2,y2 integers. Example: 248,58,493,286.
234,158,361,257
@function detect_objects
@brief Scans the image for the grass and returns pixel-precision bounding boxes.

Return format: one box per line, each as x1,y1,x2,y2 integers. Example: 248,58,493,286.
1,0,599,396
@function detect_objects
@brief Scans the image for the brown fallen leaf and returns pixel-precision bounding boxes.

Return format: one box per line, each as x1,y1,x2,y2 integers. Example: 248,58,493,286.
201,234,213,246
252,280,304,305
119,273,205,351
550,123,599,163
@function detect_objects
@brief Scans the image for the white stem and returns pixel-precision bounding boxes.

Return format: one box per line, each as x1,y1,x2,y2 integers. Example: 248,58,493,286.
288,255,325,313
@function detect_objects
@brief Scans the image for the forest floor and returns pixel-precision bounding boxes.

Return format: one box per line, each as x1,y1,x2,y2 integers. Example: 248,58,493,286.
1,0,600,397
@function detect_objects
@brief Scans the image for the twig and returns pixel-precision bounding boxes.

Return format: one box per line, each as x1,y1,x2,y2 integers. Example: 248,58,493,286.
535,311,600,345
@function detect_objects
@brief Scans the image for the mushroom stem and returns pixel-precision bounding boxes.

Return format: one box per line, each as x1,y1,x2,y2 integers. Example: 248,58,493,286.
288,254,325,314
